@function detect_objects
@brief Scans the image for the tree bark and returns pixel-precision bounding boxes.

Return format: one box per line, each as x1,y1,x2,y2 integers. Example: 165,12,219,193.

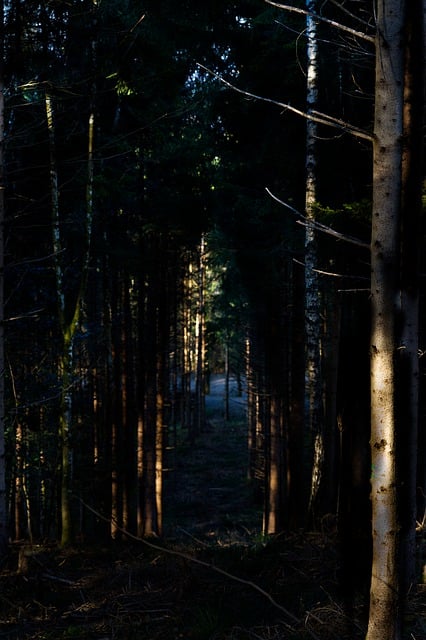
367,1,405,638
305,0,324,524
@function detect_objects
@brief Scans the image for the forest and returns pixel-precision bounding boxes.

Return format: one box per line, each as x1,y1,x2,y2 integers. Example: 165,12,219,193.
0,1,424,639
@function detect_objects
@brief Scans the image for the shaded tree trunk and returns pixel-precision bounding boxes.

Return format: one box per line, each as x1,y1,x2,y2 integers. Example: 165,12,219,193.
0,0,7,557
397,0,424,597
45,87,95,546
288,260,306,529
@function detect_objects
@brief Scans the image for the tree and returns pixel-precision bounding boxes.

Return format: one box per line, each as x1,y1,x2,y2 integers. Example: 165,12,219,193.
45,85,95,545
398,0,424,597
367,1,409,637
304,0,323,524
0,0,7,556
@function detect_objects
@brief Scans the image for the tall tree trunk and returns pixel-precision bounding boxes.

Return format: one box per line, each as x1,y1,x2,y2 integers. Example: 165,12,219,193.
0,0,7,557
195,237,206,432
398,0,424,597
141,235,164,537
264,390,285,534
45,88,95,546
288,261,306,529
305,0,324,524
224,339,230,421
367,1,405,637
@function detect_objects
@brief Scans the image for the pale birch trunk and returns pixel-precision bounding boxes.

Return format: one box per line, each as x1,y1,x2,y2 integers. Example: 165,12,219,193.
367,1,405,637
305,0,323,520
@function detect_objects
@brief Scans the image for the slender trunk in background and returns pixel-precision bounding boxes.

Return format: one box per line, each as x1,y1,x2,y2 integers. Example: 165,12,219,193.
288,261,306,528
154,236,170,537
46,83,95,546
110,274,124,538
304,0,323,523
195,237,206,432
322,286,341,514
137,272,146,537
142,283,157,535
141,236,162,537
155,351,164,536
264,391,284,534
45,92,72,545
246,330,259,481
224,340,230,421
0,0,7,557
367,2,405,638
182,254,194,437
398,0,424,597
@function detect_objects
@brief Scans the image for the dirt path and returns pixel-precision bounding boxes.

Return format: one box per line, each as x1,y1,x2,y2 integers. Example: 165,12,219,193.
163,375,261,543
204,374,247,421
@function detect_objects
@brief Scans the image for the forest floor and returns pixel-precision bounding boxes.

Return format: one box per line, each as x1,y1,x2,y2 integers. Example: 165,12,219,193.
0,376,425,640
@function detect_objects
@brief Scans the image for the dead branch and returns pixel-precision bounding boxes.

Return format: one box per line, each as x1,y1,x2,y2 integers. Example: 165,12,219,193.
327,0,375,30
293,257,370,280
264,0,375,44
266,187,370,249
196,63,373,143
76,497,321,640
41,572,76,585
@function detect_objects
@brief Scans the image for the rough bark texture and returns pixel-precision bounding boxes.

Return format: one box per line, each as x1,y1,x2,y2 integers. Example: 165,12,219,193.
367,1,405,638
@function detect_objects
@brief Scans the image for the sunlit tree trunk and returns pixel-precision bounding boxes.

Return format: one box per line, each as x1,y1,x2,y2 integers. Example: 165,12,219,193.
194,237,206,431
155,350,164,536
181,252,194,437
263,391,285,534
141,235,165,537
367,1,405,637
13,419,32,541
143,271,158,536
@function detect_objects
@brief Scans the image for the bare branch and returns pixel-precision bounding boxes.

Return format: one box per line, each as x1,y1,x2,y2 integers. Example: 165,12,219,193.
129,12,146,33
266,187,370,249
5,308,44,322
196,64,373,142
293,257,370,280
327,0,375,31
265,0,375,44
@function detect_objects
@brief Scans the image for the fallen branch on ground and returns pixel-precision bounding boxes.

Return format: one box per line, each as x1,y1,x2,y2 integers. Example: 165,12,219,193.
75,496,321,640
